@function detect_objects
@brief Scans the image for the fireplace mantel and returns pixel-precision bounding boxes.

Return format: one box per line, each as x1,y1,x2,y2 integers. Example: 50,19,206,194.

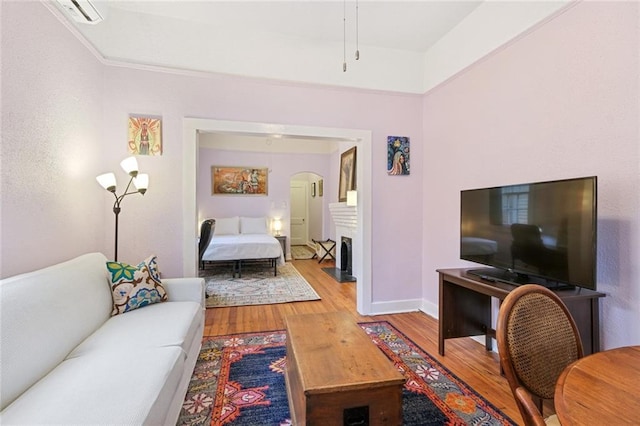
328,203,357,229
326,202,358,282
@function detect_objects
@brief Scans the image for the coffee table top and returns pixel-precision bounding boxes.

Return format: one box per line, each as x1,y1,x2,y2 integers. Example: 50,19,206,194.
285,311,405,394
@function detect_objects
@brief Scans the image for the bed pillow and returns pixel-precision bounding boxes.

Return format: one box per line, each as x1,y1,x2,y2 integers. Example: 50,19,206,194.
213,216,240,235
106,255,167,316
240,216,268,234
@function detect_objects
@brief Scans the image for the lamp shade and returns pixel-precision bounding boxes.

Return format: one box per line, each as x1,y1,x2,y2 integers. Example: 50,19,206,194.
96,173,117,192
346,190,357,207
120,156,139,177
133,173,149,194
273,218,282,235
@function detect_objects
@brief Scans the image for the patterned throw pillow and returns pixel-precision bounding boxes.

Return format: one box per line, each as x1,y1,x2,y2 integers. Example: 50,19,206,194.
106,255,168,316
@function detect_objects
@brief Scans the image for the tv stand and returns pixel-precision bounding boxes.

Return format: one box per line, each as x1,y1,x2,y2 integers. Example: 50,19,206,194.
467,267,575,291
438,268,605,358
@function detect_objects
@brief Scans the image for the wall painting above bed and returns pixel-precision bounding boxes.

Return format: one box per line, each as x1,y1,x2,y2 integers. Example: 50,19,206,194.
211,166,268,195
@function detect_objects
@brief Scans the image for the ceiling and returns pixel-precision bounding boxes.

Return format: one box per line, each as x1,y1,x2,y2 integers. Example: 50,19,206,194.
106,1,483,53
49,0,571,94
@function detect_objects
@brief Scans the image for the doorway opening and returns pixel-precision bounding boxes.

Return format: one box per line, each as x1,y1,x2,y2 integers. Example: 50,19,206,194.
290,172,323,252
183,118,372,314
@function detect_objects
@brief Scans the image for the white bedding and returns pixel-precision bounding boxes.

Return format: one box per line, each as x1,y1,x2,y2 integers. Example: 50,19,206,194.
202,234,285,265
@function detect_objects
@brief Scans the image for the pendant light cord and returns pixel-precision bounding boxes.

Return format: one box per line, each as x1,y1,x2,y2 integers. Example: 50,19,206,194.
343,0,347,72
355,0,360,60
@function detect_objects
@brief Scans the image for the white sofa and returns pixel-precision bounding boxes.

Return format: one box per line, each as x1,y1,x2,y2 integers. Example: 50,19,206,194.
0,252,205,425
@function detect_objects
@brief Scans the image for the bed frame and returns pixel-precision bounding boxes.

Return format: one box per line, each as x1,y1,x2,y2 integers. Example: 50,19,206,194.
198,219,280,277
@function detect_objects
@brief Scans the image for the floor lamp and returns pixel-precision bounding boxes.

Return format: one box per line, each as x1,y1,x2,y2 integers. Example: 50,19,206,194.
96,157,149,261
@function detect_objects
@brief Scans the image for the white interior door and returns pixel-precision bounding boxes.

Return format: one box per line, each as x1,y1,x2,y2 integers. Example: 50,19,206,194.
290,181,308,245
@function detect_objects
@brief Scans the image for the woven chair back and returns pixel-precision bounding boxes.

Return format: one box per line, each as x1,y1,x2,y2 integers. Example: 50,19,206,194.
498,284,584,409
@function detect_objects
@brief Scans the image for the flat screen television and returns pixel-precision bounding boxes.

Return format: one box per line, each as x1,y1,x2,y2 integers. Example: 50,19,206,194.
460,176,597,290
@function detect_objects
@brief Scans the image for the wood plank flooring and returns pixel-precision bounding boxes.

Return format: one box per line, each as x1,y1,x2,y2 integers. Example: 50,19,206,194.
204,259,526,425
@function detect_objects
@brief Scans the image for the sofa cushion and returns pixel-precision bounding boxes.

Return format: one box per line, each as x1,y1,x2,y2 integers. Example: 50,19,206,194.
0,346,185,425
106,255,168,315
0,253,112,410
68,301,203,359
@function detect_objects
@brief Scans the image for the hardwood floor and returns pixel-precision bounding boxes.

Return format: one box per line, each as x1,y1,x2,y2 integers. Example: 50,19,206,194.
204,258,526,425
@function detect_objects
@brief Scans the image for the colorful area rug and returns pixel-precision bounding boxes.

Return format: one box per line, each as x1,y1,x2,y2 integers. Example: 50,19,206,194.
290,245,315,260
178,321,516,425
203,263,320,308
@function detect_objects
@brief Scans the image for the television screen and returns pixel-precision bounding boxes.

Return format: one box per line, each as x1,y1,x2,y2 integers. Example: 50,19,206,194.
460,176,597,290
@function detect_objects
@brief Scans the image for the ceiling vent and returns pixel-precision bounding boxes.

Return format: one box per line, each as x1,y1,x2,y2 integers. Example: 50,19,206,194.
56,0,105,24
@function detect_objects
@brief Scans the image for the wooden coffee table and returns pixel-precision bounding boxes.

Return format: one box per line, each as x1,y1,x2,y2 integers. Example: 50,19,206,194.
284,311,405,425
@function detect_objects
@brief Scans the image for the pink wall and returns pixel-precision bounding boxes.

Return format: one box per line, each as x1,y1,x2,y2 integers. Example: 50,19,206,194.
1,0,423,304
1,1,106,277
3,1,639,349
421,1,639,349
99,67,423,302
197,147,333,248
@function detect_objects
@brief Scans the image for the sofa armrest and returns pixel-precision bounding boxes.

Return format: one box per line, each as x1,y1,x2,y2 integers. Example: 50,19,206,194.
162,278,205,308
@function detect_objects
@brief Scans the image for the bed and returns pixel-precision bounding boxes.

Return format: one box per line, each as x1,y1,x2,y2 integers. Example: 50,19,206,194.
199,216,285,277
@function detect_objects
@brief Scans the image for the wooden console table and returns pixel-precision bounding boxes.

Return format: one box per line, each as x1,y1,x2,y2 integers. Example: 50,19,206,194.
437,268,605,357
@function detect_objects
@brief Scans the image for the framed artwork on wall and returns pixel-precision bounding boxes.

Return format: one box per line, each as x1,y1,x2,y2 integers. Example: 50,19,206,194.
312,182,316,197
128,115,162,155
211,166,268,195
387,136,410,175
318,179,324,197
338,146,357,202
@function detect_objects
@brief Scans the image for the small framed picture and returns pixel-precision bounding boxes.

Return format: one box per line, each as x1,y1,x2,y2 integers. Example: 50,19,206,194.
312,182,316,197
387,136,410,175
339,147,357,202
128,115,162,155
318,179,324,197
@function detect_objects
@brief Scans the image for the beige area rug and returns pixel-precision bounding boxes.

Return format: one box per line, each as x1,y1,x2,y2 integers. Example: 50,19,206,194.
291,244,315,260
202,263,320,308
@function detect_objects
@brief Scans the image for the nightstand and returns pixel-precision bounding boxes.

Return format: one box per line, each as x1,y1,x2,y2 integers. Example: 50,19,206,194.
275,235,287,255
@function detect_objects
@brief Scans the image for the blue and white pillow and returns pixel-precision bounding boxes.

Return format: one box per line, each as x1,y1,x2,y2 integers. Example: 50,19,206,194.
106,255,167,316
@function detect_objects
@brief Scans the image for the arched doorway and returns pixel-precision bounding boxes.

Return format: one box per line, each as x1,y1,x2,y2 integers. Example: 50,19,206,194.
290,172,323,251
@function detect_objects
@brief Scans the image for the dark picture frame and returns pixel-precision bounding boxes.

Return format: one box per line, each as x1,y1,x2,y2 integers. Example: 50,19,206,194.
338,146,357,202
387,136,410,175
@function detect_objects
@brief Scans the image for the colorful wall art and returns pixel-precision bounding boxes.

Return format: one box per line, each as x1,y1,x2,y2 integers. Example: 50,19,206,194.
387,136,409,175
128,116,162,155
211,166,268,195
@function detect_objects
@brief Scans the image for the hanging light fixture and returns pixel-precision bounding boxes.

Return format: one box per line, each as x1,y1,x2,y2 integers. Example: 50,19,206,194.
343,0,360,72
355,0,360,60
343,0,347,72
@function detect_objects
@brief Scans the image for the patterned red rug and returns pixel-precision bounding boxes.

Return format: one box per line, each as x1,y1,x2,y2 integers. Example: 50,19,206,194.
178,321,516,425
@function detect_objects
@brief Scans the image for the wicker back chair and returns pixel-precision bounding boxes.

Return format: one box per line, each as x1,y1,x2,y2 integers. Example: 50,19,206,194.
497,284,583,426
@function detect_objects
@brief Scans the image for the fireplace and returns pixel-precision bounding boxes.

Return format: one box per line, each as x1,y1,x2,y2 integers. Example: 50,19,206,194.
341,237,353,276
321,236,356,283
323,202,357,283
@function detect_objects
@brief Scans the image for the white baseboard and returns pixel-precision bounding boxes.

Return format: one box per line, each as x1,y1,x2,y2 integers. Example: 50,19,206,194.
368,298,423,316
